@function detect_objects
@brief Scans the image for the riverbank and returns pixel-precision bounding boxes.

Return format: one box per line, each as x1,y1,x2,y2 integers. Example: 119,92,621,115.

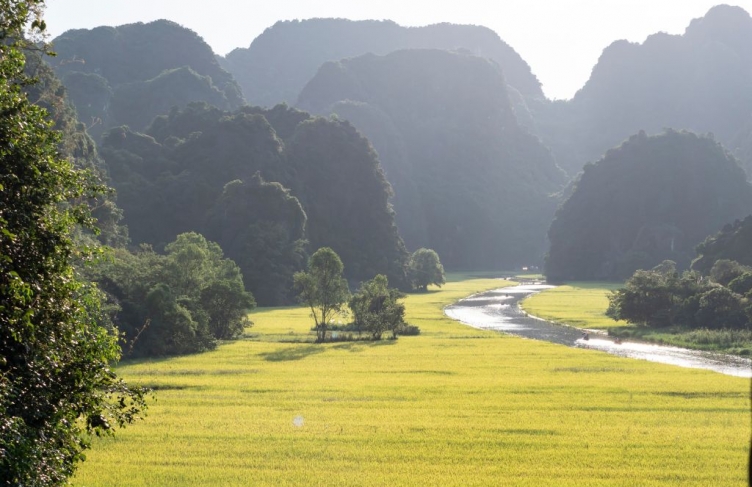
521,282,752,356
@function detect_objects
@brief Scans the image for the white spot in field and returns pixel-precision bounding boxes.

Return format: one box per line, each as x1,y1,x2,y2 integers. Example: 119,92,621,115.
293,416,304,428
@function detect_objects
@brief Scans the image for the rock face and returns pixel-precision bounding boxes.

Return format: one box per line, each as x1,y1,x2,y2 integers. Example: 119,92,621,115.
50,20,244,138
538,5,752,178
220,18,543,108
546,130,752,282
299,49,565,269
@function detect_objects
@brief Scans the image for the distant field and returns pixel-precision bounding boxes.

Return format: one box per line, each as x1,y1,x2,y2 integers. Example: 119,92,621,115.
522,282,627,329
73,274,749,486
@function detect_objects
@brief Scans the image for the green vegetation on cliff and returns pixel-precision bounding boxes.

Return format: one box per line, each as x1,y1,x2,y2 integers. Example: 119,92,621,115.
299,49,565,269
546,130,752,281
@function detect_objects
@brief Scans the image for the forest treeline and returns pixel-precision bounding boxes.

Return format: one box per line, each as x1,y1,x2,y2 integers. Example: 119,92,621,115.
39,4,752,358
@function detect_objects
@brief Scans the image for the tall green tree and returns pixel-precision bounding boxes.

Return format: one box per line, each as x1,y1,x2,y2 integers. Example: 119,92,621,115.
294,248,350,342
348,275,407,340
0,3,145,484
408,248,446,291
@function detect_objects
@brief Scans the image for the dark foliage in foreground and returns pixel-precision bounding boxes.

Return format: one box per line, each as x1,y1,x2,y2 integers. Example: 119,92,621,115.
0,3,145,484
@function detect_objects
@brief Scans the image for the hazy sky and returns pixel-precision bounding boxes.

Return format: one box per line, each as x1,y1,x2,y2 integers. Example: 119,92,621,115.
45,0,752,100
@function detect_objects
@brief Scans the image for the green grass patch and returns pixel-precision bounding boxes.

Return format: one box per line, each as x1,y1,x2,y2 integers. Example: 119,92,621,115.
521,282,626,329
73,274,749,487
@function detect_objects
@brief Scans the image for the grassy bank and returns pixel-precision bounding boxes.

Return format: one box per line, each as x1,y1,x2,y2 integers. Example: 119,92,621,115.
522,283,752,354
73,274,749,486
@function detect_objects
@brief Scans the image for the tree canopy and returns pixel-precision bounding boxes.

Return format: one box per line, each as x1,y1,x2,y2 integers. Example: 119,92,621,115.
692,215,752,275
408,248,446,291
294,248,350,342
91,233,255,356
100,103,408,303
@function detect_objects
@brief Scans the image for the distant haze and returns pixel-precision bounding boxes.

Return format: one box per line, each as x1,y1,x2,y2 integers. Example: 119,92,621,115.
45,0,751,100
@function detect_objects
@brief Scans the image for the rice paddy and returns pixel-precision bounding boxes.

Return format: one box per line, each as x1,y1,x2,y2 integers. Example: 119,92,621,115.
72,275,750,486
521,282,627,329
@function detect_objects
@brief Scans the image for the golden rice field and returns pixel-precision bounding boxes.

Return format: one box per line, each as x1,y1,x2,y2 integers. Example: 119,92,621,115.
73,275,750,486
522,282,627,330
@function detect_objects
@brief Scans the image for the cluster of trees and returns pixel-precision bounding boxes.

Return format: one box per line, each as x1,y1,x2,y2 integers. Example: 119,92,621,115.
295,248,426,342
90,233,255,357
546,130,752,282
101,102,409,304
607,260,752,331
298,49,565,269
608,215,752,331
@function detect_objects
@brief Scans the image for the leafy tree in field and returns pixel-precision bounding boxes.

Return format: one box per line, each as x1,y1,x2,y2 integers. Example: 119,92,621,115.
408,248,446,291
348,275,407,340
294,248,350,342
0,3,145,484
606,268,676,327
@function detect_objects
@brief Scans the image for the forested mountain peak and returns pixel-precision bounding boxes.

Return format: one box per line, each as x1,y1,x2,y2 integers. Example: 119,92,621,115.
546,130,752,282
220,18,542,108
299,48,565,269
50,20,244,138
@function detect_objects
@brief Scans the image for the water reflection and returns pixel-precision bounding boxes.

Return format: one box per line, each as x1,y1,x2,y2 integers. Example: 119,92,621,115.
445,283,751,378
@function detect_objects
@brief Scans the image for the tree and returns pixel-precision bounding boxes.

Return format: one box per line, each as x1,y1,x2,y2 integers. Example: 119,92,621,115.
200,280,255,340
408,248,446,291
0,3,145,484
294,248,350,342
606,268,675,327
348,275,407,340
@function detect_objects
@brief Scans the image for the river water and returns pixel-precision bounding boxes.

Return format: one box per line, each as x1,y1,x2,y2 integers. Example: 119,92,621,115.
444,282,752,378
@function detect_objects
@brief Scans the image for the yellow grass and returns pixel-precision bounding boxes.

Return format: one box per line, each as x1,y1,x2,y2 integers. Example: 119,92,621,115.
522,282,628,329
72,275,749,486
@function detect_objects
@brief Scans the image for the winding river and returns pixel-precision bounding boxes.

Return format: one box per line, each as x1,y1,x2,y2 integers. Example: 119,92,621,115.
445,282,752,378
